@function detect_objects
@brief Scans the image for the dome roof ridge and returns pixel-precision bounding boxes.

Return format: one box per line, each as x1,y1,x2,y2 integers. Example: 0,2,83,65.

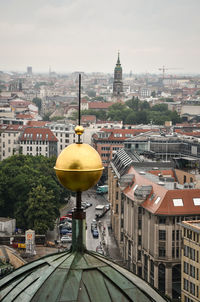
0,250,170,302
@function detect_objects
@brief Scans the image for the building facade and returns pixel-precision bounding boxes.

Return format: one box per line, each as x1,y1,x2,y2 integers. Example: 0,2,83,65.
47,122,75,155
0,124,26,160
92,128,151,167
19,127,57,157
108,149,200,299
181,220,200,302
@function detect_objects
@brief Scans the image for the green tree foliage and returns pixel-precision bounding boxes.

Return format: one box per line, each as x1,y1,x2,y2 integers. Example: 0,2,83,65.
0,155,70,232
107,103,129,122
32,97,42,112
86,90,96,98
81,109,106,121
26,185,59,234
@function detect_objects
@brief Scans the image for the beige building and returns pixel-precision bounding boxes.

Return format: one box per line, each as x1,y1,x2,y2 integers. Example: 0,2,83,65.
19,127,57,157
109,149,200,300
47,122,75,155
181,220,200,302
0,124,25,160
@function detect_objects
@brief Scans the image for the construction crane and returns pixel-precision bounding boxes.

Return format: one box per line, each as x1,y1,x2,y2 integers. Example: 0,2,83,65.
158,66,183,79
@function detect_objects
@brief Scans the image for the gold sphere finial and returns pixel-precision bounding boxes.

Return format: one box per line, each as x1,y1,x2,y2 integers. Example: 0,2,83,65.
75,125,84,135
54,143,103,192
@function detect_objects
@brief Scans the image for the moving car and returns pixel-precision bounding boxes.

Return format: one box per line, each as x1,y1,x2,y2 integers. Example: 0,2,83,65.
92,229,99,238
61,236,72,243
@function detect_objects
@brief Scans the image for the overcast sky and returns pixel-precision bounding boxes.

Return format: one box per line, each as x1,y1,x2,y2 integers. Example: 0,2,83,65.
1,0,200,74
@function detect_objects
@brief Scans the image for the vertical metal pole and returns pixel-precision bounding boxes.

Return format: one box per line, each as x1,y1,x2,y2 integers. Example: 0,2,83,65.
78,74,81,144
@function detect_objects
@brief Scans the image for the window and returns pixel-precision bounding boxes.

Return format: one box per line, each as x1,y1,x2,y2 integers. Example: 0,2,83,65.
159,230,166,240
138,250,141,260
116,204,118,214
138,235,141,246
159,247,166,258
154,197,161,204
193,198,200,206
159,217,166,224
173,198,183,206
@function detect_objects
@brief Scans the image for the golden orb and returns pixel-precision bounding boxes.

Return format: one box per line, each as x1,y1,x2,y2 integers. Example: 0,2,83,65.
75,125,84,135
54,143,103,192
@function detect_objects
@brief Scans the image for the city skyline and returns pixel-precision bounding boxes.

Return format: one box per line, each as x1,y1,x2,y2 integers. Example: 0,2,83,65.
0,0,200,74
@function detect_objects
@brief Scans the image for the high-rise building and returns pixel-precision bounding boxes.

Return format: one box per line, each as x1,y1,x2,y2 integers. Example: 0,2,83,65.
27,66,32,76
113,52,123,97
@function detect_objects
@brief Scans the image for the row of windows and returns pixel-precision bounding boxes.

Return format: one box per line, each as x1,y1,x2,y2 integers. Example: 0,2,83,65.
158,230,180,241
184,228,200,242
59,139,69,143
158,215,200,224
184,262,199,280
183,279,199,298
184,296,195,302
102,153,110,157
51,127,74,132
27,146,48,152
27,152,48,157
22,141,48,145
1,133,17,137
184,246,199,262
101,146,110,151
55,133,72,138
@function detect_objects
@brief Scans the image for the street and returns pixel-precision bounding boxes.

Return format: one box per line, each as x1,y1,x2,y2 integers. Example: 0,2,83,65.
47,189,122,262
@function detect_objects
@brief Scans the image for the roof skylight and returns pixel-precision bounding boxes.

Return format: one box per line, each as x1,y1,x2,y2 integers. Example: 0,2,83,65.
173,198,183,206
154,197,161,204
193,198,200,206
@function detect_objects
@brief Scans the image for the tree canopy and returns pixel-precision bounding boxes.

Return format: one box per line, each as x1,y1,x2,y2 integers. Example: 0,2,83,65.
79,97,181,125
0,155,70,233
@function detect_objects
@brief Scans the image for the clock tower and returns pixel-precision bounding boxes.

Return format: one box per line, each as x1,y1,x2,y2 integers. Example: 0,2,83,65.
113,52,123,97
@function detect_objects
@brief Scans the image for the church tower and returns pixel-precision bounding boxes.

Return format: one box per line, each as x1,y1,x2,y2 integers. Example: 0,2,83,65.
113,52,123,96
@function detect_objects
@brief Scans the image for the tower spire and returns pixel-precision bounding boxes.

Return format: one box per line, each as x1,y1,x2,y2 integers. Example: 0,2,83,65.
117,51,120,65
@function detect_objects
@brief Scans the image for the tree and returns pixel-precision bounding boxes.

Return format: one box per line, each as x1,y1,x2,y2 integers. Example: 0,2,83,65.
32,97,42,112
26,185,59,234
86,90,96,98
0,155,70,231
126,97,140,111
152,103,168,112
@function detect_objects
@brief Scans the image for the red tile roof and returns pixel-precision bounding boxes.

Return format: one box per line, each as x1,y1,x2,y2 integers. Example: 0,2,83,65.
81,115,96,123
148,169,176,179
16,114,33,119
88,102,114,109
27,121,50,127
20,127,58,142
124,166,200,216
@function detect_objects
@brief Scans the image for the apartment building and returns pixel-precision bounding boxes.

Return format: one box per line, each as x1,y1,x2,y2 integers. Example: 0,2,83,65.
181,220,200,302
19,127,57,157
92,128,151,166
0,124,26,160
47,122,75,155
108,149,200,299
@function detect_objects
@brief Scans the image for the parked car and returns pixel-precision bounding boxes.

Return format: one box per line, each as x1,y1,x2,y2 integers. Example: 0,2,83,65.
61,236,72,243
60,228,72,235
93,229,99,238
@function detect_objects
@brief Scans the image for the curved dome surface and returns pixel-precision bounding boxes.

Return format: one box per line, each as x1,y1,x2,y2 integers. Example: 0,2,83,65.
0,250,169,302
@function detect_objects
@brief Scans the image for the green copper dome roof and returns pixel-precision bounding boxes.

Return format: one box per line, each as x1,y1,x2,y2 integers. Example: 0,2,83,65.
0,250,169,302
